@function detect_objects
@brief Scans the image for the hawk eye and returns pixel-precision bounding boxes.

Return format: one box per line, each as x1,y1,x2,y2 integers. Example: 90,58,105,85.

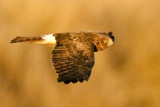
102,38,108,44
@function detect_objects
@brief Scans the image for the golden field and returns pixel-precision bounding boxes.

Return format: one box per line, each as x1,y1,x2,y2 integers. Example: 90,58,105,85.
0,0,160,107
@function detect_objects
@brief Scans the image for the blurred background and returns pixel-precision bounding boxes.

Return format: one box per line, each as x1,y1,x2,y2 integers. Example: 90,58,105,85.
0,0,160,107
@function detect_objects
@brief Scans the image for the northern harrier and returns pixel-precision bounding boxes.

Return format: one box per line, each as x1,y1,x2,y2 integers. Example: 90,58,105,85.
10,31,115,84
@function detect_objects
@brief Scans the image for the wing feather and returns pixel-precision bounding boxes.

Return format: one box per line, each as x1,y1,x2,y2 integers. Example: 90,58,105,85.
52,41,95,84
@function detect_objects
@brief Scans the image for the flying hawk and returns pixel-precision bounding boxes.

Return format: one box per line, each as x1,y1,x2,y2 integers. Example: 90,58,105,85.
10,31,115,84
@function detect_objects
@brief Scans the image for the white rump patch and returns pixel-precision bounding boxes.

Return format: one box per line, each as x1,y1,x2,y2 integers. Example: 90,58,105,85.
41,34,56,45
32,34,56,45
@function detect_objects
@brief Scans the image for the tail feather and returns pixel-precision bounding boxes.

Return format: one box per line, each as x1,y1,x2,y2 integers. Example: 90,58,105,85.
10,34,56,45
10,36,43,43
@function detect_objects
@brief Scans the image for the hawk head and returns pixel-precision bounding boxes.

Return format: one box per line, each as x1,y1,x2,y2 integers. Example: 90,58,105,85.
94,32,115,52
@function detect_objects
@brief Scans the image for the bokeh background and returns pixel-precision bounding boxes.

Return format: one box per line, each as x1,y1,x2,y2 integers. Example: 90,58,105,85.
0,0,160,107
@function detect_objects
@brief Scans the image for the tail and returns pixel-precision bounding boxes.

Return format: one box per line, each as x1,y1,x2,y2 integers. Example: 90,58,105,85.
10,36,42,43
10,34,57,45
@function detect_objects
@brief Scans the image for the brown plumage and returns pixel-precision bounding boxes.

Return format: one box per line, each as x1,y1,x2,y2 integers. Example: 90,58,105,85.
10,36,42,43
10,31,115,84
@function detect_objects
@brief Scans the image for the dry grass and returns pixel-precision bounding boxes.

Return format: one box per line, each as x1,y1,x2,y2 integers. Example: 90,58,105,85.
0,0,160,107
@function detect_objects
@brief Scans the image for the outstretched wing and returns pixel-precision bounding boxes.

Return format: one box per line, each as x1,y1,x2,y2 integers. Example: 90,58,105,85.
52,41,95,84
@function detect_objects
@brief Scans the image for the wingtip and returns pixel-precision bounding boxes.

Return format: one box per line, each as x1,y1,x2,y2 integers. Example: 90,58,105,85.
57,77,83,84
108,32,113,36
108,32,115,42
